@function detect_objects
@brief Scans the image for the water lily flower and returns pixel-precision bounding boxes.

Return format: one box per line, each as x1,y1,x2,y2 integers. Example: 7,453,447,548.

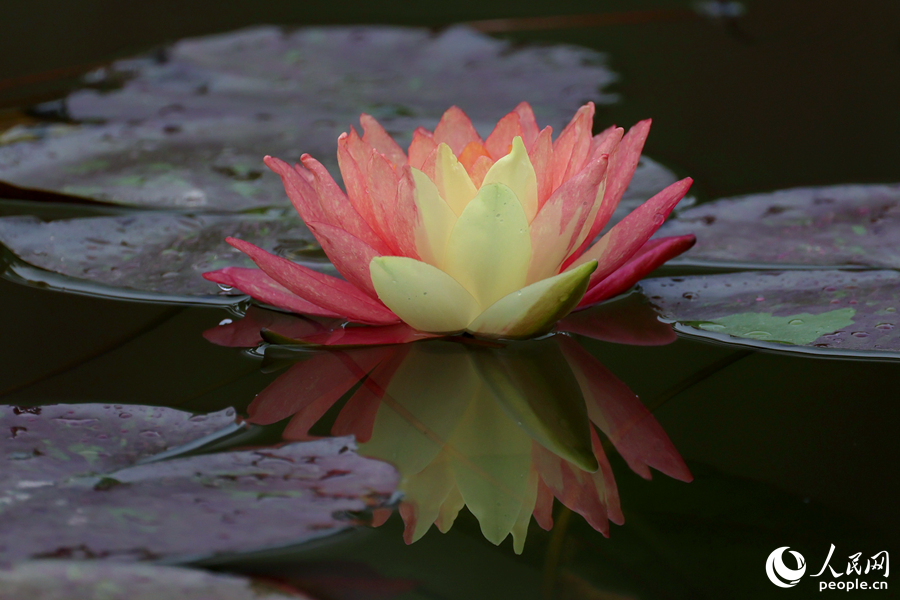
204,103,695,339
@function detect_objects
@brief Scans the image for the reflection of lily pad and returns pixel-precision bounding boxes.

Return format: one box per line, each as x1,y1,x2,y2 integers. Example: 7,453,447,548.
0,212,328,301
641,270,900,355
658,184,900,267
0,403,238,498
0,561,313,599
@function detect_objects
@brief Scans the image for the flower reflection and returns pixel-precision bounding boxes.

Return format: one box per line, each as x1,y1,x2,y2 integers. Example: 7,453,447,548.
206,298,690,553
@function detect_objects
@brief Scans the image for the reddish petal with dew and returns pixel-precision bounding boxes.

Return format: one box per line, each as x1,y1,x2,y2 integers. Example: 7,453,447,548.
226,237,398,325
513,101,540,148
203,267,340,318
408,127,436,170
550,102,595,192
297,155,392,254
433,106,482,155
566,120,651,265
360,113,407,166
305,221,385,300
573,177,693,289
484,111,524,161
578,234,696,307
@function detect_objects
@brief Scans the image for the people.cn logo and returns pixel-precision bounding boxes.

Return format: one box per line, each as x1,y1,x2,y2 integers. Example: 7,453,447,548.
766,547,807,588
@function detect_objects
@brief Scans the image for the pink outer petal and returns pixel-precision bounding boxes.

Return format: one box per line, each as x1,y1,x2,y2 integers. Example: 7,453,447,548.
202,267,340,318
391,167,422,259
365,149,401,252
226,237,399,325
484,111,523,161
305,221,383,299
337,131,384,238
361,113,407,166
408,127,436,170
433,106,483,155
577,234,697,307
332,347,410,443
263,155,327,224
565,120,651,265
298,155,393,255
550,102,595,192
529,126,554,208
247,347,389,431
559,336,692,483
202,306,333,348
576,178,693,289
513,102,540,148
528,153,609,279
295,323,442,347
556,297,676,346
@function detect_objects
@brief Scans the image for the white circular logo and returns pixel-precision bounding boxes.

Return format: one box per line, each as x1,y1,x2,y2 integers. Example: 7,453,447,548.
766,547,807,588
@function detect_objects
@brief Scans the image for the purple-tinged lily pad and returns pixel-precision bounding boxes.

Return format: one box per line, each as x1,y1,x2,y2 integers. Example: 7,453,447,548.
0,403,238,499
0,561,314,599
0,435,398,563
5,26,617,211
64,26,616,137
641,270,900,356
0,116,330,211
0,212,329,302
658,184,900,268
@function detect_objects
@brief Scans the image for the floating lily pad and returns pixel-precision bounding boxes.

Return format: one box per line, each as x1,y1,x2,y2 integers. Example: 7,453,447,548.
0,422,398,562
0,561,313,599
641,270,900,356
3,25,617,210
0,212,329,301
0,116,332,211
64,26,616,137
0,404,238,500
658,184,900,268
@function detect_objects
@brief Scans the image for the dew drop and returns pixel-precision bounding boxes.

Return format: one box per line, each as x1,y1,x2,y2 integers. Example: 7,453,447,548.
875,323,894,331
755,296,765,302
851,331,868,338
217,284,234,292
218,318,233,326
682,292,698,300
788,319,803,325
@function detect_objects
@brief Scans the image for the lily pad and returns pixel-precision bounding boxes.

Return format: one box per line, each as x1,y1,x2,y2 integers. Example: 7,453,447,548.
0,561,313,599
0,116,331,211
658,183,900,268
0,427,398,562
0,211,329,302
64,26,617,137
641,270,900,356
0,403,238,499
2,25,617,210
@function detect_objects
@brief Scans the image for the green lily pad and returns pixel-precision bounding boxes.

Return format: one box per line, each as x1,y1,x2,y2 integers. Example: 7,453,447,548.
640,270,900,356
0,116,333,211
0,561,314,599
0,407,398,563
0,211,329,302
658,183,900,268
63,26,616,139
3,26,617,210
0,403,238,499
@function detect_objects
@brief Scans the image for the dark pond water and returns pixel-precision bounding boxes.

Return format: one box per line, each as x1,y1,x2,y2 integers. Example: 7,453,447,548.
0,2,898,599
